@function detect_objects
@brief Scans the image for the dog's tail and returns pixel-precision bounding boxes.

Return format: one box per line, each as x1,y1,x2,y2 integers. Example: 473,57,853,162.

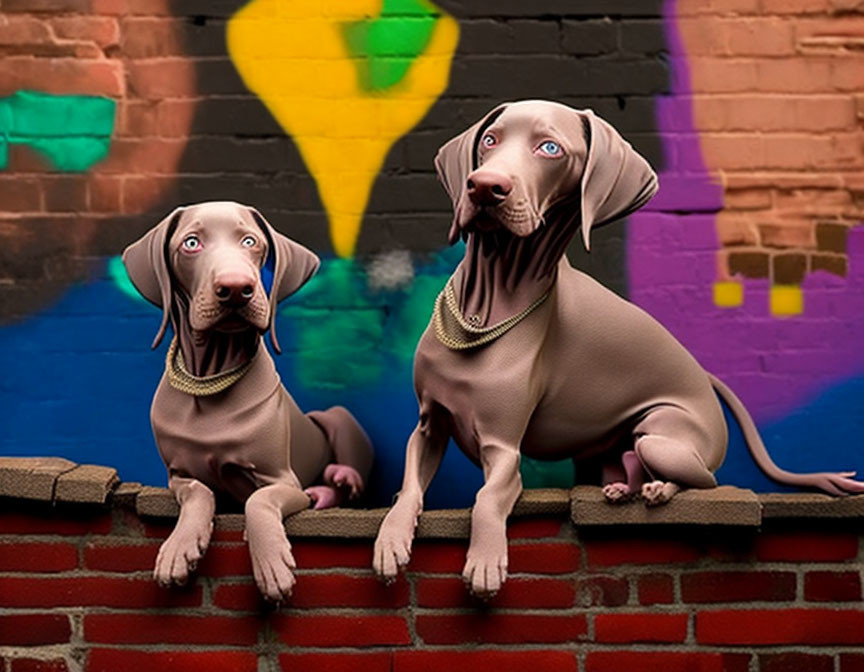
709,373,864,496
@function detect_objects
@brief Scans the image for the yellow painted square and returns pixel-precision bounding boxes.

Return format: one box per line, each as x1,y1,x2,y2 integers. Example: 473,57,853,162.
770,285,803,316
713,281,743,308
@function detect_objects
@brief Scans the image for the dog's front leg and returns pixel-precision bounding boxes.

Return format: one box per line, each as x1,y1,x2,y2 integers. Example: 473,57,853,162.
374,408,448,583
154,475,216,587
464,443,522,598
244,482,310,601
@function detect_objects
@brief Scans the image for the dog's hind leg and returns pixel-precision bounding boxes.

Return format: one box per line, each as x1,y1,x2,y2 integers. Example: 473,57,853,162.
374,402,449,583
602,450,647,503
154,475,216,587
632,406,722,506
306,406,374,508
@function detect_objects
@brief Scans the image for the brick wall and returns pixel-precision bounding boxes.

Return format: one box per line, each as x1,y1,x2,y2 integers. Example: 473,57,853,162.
3,489,864,672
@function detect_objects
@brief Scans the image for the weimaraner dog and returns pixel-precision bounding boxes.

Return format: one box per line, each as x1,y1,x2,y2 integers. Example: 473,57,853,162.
123,201,373,601
373,100,864,597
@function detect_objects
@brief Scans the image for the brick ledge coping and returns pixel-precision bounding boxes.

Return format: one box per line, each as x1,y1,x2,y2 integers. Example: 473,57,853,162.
2,457,863,536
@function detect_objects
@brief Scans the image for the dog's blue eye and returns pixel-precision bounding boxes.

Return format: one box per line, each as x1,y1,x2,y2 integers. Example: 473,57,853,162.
182,235,200,250
241,236,257,248
539,141,562,156
481,134,496,148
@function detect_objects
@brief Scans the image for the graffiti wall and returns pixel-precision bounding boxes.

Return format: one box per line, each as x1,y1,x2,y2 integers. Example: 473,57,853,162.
1,0,862,506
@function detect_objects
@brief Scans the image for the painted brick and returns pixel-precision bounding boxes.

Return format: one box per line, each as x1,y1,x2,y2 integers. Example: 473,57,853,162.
415,577,575,609
697,608,864,645
0,542,78,572
759,653,834,672
586,651,751,672
0,512,112,535
584,538,702,567
638,573,675,605
279,654,392,672
507,517,563,539
0,577,201,608
804,571,863,602
10,660,69,672
272,615,411,647
416,614,587,645
681,571,797,603
87,649,257,672
0,615,70,646
575,575,630,607
394,651,579,672
755,531,859,562
84,614,258,645
841,654,864,672
83,541,160,571
594,613,689,643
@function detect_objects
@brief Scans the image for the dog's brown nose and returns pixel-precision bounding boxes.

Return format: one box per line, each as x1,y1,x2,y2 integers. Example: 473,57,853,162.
214,272,255,306
466,171,513,206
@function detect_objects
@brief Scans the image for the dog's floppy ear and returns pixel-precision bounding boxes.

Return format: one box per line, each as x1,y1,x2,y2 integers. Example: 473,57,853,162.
247,207,320,355
434,103,510,245
577,109,658,251
122,207,185,349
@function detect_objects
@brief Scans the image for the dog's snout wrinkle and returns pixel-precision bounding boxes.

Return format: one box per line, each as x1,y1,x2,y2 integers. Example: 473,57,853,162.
467,171,513,207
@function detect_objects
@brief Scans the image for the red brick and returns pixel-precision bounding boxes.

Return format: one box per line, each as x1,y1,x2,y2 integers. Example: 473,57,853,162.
755,532,858,562
594,613,689,643
507,517,563,539
87,649,257,672
0,512,112,535
288,574,409,608
638,573,675,605
126,59,196,99
0,577,201,608
682,571,796,603
84,614,258,645
212,583,265,612
585,538,701,567
272,615,410,647
759,653,833,672
0,615,70,646
576,575,629,607
196,543,252,577
416,577,575,609
841,654,864,672
51,16,119,49
83,542,160,571
394,651,579,672
11,660,68,672
0,58,123,97
211,528,245,542
697,608,864,645
586,651,750,672
805,571,862,602
88,175,122,213
291,541,373,568
279,654,393,672
416,614,587,645
408,541,465,573
0,178,41,212
0,543,78,572
509,543,581,573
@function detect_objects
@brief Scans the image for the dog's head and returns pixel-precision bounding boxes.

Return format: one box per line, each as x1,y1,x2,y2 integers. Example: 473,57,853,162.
434,100,658,250
122,201,319,354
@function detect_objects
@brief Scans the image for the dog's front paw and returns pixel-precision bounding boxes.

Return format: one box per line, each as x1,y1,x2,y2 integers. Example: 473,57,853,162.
248,534,297,602
463,549,508,600
153,520,212,588
373,504,418,584
305,485,342,510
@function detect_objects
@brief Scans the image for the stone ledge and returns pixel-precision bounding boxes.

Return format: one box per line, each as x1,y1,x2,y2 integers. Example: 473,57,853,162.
5,457,864,533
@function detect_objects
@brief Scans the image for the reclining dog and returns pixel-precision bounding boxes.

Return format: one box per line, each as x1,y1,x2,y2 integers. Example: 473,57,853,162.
373,100,864,598
123,201,373,601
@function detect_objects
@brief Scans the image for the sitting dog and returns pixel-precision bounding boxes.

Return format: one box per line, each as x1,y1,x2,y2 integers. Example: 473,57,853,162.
123,201,373,601
373,100,864,597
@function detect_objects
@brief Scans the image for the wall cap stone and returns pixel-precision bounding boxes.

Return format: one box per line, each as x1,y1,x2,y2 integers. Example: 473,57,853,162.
4,457,864,535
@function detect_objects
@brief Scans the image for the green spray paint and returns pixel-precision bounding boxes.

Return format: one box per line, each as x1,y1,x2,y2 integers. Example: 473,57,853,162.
108,256,148,304
0,91,115,171
342,0,439,92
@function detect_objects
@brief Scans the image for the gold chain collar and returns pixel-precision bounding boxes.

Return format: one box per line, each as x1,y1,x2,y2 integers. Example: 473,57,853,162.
433,278,550,351
165,337,254,396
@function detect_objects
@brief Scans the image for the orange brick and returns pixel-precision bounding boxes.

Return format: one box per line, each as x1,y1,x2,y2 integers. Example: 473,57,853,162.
725,188,773,210
761,0,832,12
761,133,834,170
687,58,760,93
726,17,796,56
677,18,730,55
757,58,834,93
126,59,196,100
717,212,761,245
759,220,816,248
700,133,764,170
51,16,120,49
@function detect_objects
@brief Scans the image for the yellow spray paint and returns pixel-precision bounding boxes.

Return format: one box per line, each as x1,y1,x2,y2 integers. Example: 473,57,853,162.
227,0,459,257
